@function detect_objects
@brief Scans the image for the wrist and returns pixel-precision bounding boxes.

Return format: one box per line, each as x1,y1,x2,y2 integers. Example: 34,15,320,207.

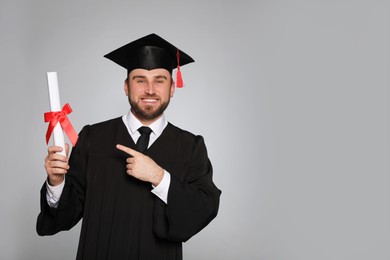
151,168,164,187
48,175,64,186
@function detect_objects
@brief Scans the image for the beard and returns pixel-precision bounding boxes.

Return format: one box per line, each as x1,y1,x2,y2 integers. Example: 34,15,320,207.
129,95,170,121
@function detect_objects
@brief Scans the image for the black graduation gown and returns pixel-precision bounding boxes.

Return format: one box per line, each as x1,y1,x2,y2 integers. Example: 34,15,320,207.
36,117,221,260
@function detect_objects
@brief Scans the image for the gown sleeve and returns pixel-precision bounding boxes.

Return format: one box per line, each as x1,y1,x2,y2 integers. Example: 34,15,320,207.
36,126,90,236
153,135,221,242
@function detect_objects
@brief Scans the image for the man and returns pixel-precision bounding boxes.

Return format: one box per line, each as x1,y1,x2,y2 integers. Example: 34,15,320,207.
37,33,221,260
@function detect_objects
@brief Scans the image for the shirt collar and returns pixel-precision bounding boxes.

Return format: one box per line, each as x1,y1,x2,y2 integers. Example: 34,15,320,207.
126,110,167,136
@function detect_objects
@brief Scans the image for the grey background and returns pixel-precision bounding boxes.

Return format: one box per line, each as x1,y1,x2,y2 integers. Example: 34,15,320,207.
1,0,389,259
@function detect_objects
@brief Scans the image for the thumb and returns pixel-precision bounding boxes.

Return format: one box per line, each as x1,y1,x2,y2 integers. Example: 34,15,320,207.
65,143,70,158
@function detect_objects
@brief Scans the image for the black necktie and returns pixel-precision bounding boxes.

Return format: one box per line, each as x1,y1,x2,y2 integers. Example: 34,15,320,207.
136,126,152,153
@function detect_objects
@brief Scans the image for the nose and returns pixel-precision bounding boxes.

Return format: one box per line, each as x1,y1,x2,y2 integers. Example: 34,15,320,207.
145,82,156,95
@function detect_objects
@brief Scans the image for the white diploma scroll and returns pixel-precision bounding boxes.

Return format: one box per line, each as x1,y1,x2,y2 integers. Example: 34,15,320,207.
46,72,66,156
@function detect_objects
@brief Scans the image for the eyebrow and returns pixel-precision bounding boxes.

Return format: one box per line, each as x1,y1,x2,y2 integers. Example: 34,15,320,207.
131,75,168,80
132,75,147,80
154,75,168,80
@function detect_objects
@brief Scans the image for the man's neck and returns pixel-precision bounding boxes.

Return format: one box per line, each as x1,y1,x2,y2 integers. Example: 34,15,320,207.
130,110,163,126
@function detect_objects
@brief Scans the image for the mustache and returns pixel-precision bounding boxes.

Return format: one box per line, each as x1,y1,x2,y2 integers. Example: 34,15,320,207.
140,94,160,99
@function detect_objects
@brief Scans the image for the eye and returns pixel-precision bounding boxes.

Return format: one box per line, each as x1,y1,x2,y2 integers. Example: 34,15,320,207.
136,79,145,84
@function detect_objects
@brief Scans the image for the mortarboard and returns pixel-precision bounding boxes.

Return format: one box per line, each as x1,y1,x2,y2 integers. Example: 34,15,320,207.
104,33,194,88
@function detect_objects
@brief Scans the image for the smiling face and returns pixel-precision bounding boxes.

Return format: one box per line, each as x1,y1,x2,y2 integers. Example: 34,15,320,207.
125,68,175,125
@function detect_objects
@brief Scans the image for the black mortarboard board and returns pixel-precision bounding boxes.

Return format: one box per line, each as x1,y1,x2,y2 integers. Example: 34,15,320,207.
104,33,194,87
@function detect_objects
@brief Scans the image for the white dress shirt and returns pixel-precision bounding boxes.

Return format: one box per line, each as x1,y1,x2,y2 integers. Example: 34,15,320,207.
46,111,171,208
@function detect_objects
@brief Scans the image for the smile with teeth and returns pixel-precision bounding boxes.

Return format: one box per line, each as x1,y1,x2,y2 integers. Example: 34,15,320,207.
141,98,158,104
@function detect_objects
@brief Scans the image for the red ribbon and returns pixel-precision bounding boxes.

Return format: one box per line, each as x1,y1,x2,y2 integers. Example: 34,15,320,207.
44,103,78,146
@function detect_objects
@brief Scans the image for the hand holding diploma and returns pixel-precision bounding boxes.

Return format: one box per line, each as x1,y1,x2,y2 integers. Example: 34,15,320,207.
44,72,78,185
45,144,70,186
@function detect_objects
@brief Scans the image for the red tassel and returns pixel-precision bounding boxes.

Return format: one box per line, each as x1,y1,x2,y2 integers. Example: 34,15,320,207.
176,68,183,88
176,49,184,88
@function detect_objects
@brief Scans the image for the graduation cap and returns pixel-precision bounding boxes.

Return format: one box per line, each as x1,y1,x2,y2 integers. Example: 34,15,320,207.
104,33,194,88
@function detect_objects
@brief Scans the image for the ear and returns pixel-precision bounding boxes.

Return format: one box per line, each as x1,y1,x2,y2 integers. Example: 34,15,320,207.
124,79,129,96
170,79,175,97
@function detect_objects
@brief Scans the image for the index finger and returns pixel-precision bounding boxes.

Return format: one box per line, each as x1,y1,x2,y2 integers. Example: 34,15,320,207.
48,146,64,153
116,144,139,156
47,146,68,161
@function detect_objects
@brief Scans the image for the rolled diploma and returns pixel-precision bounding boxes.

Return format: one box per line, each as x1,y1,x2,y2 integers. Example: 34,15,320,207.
47,72,66,156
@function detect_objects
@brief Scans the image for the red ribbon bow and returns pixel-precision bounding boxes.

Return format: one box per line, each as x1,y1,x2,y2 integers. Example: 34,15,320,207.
44,103,78,146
